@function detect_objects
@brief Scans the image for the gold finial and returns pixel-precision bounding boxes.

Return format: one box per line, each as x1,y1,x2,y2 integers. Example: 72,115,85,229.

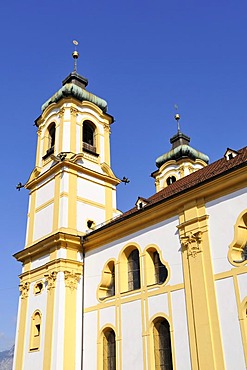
72,40,79,72
174,104,181,132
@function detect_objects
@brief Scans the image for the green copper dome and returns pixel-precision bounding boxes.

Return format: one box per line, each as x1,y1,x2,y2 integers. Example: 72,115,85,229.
156,131,209,168
41,72,108,113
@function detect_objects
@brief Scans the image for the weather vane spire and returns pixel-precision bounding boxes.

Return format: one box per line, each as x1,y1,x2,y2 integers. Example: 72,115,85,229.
174,104,181,132
72,40,79,73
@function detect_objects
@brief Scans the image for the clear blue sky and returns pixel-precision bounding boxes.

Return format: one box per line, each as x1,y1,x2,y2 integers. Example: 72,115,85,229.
1,0,247,351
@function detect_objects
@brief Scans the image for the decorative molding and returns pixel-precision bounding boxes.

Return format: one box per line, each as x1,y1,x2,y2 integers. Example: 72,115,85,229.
103,123,111,133
180,231,203,258
19,281,30,299
44,271,57,290
59,107,65,118
64,270,81,290
70,107,78,116
179,165,185,177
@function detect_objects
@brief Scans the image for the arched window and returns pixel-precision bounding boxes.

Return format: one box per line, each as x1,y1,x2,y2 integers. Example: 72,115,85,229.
228,210,247,265
98,261,115,300
145,248,169,286
166,176,176,186
30,311,41,351
153,251,168,284
128,249,140,290
43,123,56,159
103,329,116,370
83,120,96,154
48,123,56,149
153,318,173,370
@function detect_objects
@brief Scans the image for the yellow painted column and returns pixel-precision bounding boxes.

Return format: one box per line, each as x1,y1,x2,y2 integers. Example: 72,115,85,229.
52,174,60,232
70,107,78,153
105,184,113,221
14,281,30,370
26,190,36,246
63,271,81,370
103,123,111,166
35,128,42,168
43,272,57,370
58,108,65,153
178,201,225,370
68,170,77,230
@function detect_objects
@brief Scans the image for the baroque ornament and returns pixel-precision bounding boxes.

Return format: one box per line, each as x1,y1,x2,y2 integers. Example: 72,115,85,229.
19,281,30,299
64,271,81,290
44,271,57,290
180,231,202,258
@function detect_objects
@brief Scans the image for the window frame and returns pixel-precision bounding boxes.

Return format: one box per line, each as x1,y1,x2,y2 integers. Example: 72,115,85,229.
103,328,116,370
153,317,173,370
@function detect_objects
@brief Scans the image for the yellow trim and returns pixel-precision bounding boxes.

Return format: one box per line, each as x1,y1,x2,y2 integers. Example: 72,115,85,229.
97,259,116,301
84,165,247,252
70,106,77,153
63,273,80,370
228,209,247,266
29,310,42,352
234,278,247,366
105,184,113,221
27,191,36,245
149,313,175,370
35,128,42,168
14,297,28,370
15,232,81,264
52,174,60,231
35,198,54,213
143,244,170,287
178,201,225,370
68,169,77,230
42,283,55,369
58,108,64,153
118,242,142,293
77,196,106,210
98,324,117,370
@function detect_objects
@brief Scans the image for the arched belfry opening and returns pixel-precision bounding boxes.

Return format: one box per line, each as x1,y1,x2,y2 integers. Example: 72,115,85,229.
83,120,96,153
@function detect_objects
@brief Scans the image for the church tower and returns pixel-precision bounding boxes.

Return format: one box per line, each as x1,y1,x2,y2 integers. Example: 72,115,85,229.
13,46,121,370
152,112,209,192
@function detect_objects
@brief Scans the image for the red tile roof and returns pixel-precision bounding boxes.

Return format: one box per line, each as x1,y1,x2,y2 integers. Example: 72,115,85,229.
115,145,247,219
92,146,247,232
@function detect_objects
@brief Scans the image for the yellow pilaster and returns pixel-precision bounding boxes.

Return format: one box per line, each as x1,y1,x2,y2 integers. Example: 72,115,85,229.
52,174,60,232
35,128,42,167
26,190,36,246
63,271,81,370
14,281,30,370
43,272,57,370
103,124,111,166
105,184,113,221
68,170,77,230
58,108,65,153
70,107,78,153
178,200,225,370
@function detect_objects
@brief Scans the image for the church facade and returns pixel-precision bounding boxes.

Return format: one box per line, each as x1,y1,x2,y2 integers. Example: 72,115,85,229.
13,61,247,370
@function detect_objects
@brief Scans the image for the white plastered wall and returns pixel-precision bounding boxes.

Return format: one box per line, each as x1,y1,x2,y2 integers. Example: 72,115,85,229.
83,216,185,368
22,281,47,370
206,188,247,274
206,188,247,369
52,271,65,370
83,311,98,370
122,300,143,370
216,278,246,369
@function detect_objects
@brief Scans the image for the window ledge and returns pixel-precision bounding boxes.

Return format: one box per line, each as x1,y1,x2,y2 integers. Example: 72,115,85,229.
42,147,54,160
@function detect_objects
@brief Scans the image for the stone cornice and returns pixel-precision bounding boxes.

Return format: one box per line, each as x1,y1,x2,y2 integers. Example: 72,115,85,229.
14,232,82,263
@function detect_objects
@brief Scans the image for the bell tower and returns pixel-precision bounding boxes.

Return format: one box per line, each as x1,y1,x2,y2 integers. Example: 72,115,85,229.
13,45,121,370
152,112,209,192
